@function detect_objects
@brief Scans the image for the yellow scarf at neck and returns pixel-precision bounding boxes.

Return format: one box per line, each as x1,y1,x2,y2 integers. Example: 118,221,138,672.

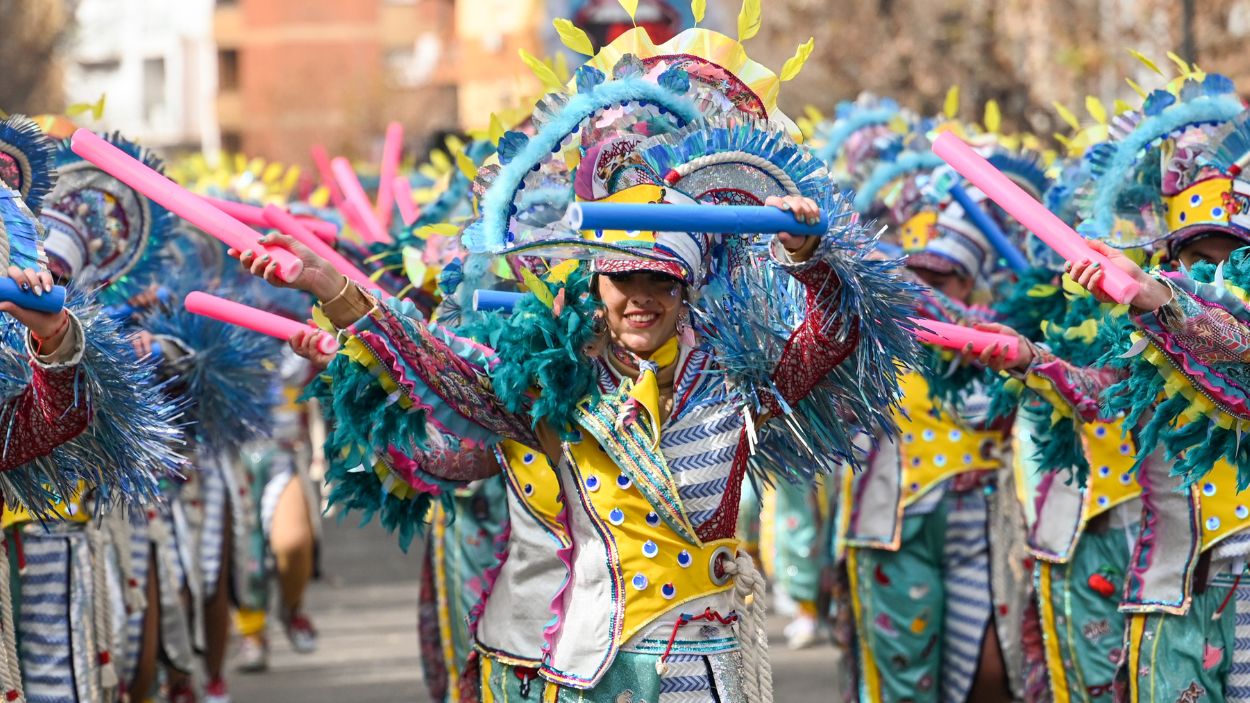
610,337,681,444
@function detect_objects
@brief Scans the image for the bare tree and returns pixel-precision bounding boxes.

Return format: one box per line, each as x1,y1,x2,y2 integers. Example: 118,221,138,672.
0,0,75,115
749,0,1182,137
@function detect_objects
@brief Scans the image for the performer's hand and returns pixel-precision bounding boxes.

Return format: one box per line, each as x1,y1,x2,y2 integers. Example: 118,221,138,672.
767,195,821,261
1068,240,1168,310
130,330,156,358
1,266,70,352
958,322,1033,372
128,284,163,310
288,326,335,370
229,233,346,302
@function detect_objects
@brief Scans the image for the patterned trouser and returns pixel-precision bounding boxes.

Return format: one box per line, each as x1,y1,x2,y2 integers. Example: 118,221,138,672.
848,487,992,703
18,530,93,703
1125,564,1250,702
1035,521,1133,702
479,650,747,703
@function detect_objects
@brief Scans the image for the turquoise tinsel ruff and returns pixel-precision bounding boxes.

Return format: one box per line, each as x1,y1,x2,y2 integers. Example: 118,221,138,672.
0,287,183,516
142,300,279,455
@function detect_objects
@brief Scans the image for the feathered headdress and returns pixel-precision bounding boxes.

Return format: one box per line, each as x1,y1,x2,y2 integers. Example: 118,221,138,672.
1076,73,1243,249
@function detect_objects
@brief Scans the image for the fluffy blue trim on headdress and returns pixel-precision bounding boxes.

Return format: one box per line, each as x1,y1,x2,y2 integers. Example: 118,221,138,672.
0,185,47,272
696,192,920,484
816,106,899,166
0,115,57,214
0,288,183,516
1079,95,1244,242
851,152,944,213
463,78,702,254
142,300,278,455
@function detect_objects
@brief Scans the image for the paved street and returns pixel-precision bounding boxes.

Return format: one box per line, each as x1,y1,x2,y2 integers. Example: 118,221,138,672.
233,516,839,702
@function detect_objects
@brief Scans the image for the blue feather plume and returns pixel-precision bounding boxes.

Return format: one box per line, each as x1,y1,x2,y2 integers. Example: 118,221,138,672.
695,191,921,485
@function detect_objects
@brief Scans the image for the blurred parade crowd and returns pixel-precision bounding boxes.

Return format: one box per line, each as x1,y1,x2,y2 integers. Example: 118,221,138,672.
6,3,1250,703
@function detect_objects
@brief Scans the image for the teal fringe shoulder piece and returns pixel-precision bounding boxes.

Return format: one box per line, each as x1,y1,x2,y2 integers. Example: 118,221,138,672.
1098,252,1250,487
457,265,603,438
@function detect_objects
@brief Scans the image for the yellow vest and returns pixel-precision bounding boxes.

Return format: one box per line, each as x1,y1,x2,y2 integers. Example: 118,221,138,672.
565,438,737,644
1196,460,1250,552
896,372,1003,506
2,481,90,529
1081,419,1142,521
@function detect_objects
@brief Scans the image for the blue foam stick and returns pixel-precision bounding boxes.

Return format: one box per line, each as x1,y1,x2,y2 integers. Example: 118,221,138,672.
473,289,523,313
949,183,1029,274
568,203,827,236
104,287,172,321
875,241,904,258
0,278,66,313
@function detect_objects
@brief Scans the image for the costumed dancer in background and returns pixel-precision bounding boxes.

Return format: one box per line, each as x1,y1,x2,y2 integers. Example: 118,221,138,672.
236,19,918,703
168,156,325,676
984,71,1250,701
838,111,1045,702
38,129,200,703
984,97,1145,703
137,239,281,703
1,117,183,703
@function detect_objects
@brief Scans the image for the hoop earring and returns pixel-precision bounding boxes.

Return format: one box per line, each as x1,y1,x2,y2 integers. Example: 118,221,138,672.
676,307,696,347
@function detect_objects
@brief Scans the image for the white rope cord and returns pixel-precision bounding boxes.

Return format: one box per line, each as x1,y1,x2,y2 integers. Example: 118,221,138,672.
87,526,119,696
670,151,801,196
723,550,774,703
107,514,144,616
0,534,24,703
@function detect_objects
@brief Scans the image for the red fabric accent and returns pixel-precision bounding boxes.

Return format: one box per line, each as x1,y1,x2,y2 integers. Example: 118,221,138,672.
697,431,750,543
0,361,90,471
767,258,858,412
594,258,687,282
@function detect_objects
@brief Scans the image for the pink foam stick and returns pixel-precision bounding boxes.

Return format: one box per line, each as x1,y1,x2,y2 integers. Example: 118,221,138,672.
185,291,338,355
70,129,304,283
374,121,403,228
331,157,391,244
932,132,1140,304
310,144,345,207
261,204,387,294
393,176,421,226
910,318,1019,361
201,195,337,244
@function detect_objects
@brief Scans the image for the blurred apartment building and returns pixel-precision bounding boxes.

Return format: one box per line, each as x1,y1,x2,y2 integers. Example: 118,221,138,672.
214,0,465,166
49,0,1250,168
62,0,218,153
